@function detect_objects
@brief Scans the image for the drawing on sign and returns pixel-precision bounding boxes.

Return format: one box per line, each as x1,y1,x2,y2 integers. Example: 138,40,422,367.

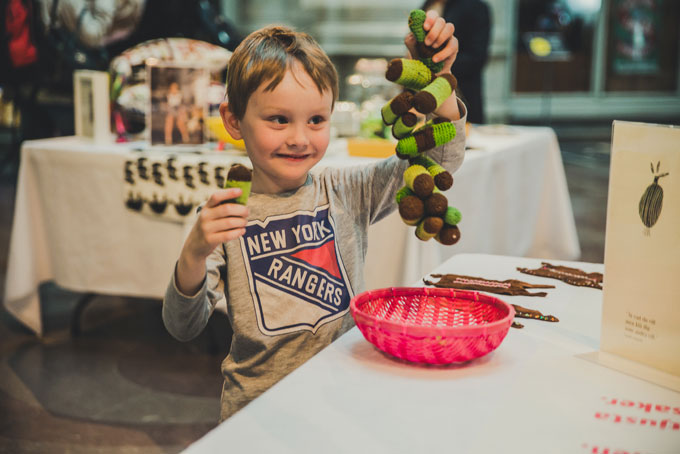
638,161,669,235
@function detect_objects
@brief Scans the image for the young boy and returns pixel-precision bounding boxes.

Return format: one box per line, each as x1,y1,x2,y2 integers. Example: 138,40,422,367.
163,10,467,421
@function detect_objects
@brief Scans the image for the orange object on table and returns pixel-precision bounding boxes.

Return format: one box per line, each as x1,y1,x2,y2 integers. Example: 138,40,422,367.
346,138,396,158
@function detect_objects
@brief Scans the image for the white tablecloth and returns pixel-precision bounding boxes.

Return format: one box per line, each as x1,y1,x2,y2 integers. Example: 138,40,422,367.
3,126,579,335
181,254,680,454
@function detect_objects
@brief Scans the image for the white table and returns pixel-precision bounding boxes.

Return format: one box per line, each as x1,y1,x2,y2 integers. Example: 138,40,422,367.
3,126,580,335
182,254,680,454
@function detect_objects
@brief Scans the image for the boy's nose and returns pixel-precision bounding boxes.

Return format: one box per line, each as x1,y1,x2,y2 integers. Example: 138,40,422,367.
286,125,310,149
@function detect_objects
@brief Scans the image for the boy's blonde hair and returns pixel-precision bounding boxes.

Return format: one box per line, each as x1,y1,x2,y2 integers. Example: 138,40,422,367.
226,25,339,119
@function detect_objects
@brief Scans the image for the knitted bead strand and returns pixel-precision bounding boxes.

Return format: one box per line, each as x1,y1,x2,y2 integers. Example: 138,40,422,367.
377,9,462,246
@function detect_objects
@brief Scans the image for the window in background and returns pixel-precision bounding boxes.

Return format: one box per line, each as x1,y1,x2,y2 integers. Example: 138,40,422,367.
604,0,679,92
513,0,602,93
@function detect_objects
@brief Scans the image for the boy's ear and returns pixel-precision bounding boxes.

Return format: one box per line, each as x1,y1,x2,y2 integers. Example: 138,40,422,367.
219,101,243,140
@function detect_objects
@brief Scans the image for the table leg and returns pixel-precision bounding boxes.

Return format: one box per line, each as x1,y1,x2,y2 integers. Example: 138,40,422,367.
70,293,97,337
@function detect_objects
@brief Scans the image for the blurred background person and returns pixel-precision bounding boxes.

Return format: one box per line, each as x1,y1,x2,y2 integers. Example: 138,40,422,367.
422,0,491,123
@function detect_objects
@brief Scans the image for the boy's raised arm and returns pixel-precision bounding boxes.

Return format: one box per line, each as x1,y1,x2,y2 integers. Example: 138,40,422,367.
404,9,460,121
175,188,249,296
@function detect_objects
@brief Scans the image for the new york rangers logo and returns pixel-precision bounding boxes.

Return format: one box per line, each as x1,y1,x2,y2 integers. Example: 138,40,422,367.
240,205,353,335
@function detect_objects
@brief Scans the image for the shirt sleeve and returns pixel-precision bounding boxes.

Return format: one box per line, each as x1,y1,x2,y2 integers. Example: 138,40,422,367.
162,244,228,342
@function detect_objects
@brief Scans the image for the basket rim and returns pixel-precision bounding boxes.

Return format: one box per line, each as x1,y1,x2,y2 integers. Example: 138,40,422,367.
350,287,516,337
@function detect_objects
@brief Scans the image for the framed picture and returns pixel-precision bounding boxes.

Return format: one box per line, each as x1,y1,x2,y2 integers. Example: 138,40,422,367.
147,62,209,146
73,70,111,142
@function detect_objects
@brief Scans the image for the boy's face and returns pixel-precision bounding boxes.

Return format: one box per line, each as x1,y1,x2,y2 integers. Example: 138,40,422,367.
225,62,333,194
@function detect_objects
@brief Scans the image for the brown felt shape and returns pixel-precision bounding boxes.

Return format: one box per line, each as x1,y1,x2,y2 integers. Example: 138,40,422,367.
436,224,460,245
413,173,434,198
227,163,252,181
385,59,403,82
413,92,437,115
398,195,424,221
392,91,414,116
423,216,443,234
424,193,448,216
401,112,418,127
434,171,453,191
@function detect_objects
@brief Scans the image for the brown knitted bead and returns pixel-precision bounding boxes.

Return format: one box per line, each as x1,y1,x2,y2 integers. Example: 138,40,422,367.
436,224,461,245
423,216,444,234
227,163,252,181
412,173,435,198
398,195,424,225
434,171,453,191
424,192,448,217
391,91,414,117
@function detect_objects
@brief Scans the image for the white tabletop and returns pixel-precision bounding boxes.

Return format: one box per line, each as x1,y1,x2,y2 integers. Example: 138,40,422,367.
4,126,580,335
182,254,680,454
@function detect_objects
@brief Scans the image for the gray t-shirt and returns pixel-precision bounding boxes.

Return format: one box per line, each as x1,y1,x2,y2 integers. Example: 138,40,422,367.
163,113,466,420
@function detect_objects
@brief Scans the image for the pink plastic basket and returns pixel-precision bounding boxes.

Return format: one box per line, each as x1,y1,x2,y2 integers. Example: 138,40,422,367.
350,287,515,364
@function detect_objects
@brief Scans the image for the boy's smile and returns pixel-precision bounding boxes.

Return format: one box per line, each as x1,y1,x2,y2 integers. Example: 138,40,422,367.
225,61,334,194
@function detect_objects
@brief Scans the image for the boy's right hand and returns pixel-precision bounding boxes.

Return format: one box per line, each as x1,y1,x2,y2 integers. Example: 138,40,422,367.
176,188,249,295
186,188,250,260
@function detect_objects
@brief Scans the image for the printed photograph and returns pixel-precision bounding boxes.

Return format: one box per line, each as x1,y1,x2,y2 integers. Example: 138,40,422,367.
148,63,209,145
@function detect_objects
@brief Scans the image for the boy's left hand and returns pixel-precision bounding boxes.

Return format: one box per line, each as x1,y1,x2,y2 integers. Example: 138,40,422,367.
404,9,459,76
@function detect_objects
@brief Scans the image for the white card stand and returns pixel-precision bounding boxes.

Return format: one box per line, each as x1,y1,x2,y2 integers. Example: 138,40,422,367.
580,121,680,392
74,70,111,143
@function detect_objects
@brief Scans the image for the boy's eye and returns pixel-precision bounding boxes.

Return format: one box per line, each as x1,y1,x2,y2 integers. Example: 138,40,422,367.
269,116,288,124
309,115,326,125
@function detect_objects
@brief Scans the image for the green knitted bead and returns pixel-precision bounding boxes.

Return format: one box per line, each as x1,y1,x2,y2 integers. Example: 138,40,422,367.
403,164,434,197
411,155,451,189
395,136,419,158
431,122,457,146
395,186,415,204
396,121,456,156
415,216,443,241
225,180,251,205
381,103,398,126
403,164,428,188
386,58,432,91
224,163,252,205
382,91,414,125
410,155,440,174
413,116,448,134
392,112,418,139
413,74,457,114
443,206,462,225
420,57,444,74
408,9,427,43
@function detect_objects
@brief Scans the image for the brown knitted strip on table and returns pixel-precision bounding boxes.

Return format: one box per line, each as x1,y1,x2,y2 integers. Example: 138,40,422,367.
512,304,559,323
423,273,555,297
517,262,603,290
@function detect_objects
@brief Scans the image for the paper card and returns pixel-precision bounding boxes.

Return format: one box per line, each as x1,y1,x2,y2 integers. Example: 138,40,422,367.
73,70,111,143
601,121,680,382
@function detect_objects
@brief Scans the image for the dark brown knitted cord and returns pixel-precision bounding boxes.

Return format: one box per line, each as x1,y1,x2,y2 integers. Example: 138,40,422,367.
517,262,603,289
424,273,555,297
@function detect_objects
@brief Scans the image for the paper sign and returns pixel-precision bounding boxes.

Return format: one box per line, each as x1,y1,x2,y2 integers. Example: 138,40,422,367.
600,121,680,384
74,70,111,143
